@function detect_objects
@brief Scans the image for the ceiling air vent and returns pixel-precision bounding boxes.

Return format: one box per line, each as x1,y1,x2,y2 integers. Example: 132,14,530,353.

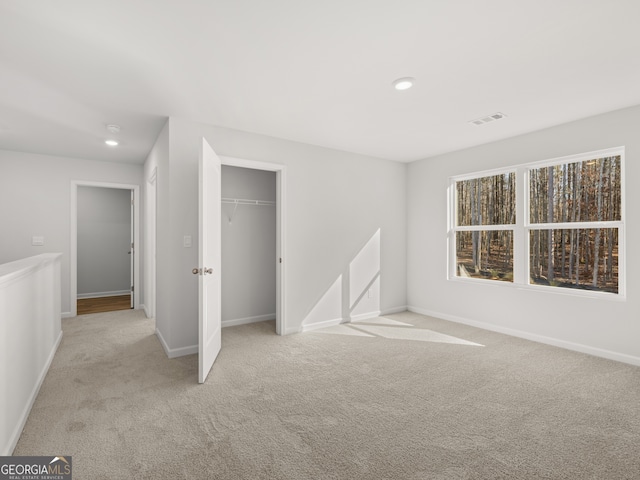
469,112,507,126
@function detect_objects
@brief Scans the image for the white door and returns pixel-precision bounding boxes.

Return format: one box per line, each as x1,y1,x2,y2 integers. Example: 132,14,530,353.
130,189,135,309
196,137,222,383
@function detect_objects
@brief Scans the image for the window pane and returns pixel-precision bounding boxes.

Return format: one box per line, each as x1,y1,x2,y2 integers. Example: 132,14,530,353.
456,172,516,226
529,156,621,224
456,230,513,281
529,228,618,293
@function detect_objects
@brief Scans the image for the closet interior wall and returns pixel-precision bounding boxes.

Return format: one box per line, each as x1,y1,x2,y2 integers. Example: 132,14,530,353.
221,165,277,327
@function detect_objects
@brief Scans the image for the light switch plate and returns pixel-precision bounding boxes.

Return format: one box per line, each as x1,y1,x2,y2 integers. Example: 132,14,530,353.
183,235,192,248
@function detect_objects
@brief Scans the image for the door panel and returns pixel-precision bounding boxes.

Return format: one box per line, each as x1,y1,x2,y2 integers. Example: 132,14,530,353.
198,138,222,383
130,189,134,309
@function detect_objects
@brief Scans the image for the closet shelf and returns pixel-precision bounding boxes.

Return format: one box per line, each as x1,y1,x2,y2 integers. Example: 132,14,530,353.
222,197,275,224
222,197,276,206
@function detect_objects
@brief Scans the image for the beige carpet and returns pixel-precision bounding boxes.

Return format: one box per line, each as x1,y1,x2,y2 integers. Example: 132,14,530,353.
14,310,640,479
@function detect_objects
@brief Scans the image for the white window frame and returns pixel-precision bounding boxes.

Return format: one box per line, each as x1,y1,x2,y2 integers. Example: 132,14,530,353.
449,146,626,300
448,167,517,285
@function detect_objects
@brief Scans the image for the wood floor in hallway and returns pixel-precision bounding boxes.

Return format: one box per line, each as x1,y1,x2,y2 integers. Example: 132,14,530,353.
77,295,131,315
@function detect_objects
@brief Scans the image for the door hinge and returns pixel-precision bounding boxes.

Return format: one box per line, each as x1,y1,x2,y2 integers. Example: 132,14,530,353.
131,285,134,292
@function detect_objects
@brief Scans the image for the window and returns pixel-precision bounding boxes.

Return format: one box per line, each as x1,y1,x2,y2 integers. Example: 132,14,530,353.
454,172,516,281
527,154,622,294
450,147,625,297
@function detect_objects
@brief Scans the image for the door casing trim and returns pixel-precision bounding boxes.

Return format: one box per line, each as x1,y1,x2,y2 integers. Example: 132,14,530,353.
70,181,140,317
219,156,287,336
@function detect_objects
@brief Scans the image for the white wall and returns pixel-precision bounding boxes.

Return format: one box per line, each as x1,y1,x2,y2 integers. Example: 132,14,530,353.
221,166,276,325
144,163,157,319
77,187,131,297
147,117,407,355
144,121,168,337
0,254,62,455
0,150,144,316
407,105,640,364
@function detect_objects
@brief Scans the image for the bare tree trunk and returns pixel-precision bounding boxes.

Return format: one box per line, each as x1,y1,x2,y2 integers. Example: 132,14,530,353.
507,174,515,270
592,158,606,287
485,180,492,270
574,165,582,286
561,164,567,278
547,166,554,281
569,163,576,279
476,179,482,272
471,179,479,273
607,159,615,281
531,170,540,278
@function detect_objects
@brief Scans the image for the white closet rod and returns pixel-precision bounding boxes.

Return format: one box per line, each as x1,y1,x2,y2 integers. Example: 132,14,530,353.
222,197,275,206
223,197,275,224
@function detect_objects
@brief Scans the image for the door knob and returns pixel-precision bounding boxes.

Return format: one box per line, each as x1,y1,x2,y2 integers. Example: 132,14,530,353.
193,267,212,275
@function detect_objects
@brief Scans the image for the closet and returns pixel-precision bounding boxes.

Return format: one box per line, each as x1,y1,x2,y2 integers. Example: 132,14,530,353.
221,166,277,329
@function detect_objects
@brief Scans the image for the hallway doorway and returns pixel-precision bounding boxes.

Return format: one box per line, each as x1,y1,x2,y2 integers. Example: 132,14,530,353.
70,181,140,317
77,295,131,315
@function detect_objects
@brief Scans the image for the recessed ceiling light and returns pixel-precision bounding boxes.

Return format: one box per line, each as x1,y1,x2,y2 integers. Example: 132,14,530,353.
392,77,415,91
106,124,121,134
105,139,119,147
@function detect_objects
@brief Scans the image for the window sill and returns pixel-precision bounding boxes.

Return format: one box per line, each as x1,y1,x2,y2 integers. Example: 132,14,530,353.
448,275,626,301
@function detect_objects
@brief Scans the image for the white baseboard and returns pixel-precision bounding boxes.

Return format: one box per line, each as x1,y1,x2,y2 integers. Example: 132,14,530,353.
61,311,73,318
407,305,640,367
283,325,302,335
301,317,345,333
155,328,197,358
349,311,381,323
297,308,408,334
381,305,408,315
141,304,151,318
222,313,275,328
77,290,130,299
4,331,62,455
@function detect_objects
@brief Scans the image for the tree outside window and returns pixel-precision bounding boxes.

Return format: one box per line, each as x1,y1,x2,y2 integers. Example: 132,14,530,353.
450,147,624,297
455,172,515,281
528,155,621,293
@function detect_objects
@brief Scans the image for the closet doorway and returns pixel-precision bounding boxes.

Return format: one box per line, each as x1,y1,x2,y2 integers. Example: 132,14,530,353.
221,166,276,331
219,157,286,335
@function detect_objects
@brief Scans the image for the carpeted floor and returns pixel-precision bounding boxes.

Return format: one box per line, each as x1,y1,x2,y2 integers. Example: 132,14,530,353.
13,310,640,479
